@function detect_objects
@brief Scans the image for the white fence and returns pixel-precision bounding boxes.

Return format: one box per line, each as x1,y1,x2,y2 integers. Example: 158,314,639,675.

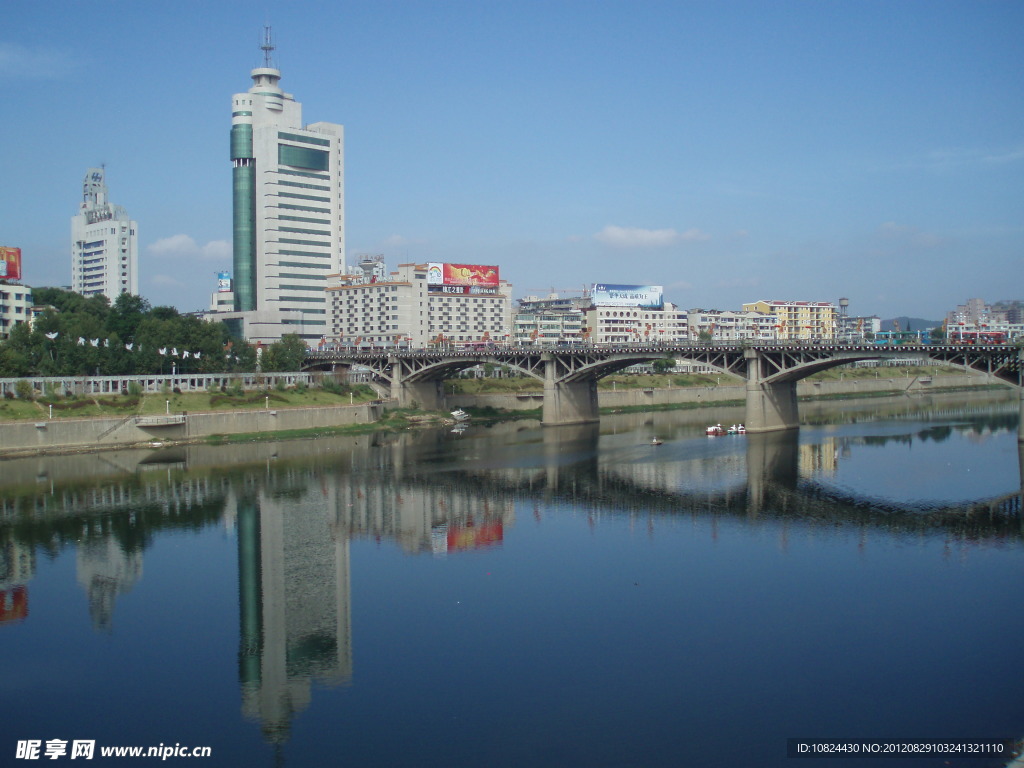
0,372,325,399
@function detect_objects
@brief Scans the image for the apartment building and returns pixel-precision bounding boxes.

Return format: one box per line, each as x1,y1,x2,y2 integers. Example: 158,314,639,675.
742,300,837,340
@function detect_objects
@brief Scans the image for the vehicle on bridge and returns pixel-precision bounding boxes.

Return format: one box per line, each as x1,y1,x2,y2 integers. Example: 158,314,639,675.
872,331,927,345
949,330,1008,345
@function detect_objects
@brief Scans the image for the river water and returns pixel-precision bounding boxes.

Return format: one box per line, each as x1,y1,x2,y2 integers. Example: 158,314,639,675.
1,390,1022,767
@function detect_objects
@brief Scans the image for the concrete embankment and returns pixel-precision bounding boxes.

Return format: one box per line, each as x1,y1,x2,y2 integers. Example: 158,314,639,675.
0,402,383,457
0,373,1002,457
446,373,1000,413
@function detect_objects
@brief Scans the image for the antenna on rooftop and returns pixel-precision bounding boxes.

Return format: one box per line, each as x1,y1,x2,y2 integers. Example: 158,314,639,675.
260,26,275,68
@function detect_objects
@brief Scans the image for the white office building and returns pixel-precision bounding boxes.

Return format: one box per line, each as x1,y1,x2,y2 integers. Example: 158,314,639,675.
70,168,138,301
213,30,345,345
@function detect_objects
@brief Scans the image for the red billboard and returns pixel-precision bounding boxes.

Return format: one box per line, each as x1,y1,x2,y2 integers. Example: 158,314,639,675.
427,262,499,288
0,247,22,281
447,521,503,550
0,586,28,624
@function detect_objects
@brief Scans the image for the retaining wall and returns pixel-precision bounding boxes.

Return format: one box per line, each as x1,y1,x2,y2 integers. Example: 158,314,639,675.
0,373,1000,456
445,373,998,412
0,403,382,456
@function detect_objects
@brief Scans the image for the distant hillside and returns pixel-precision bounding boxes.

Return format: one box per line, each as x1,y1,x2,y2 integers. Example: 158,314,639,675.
881,316,941,331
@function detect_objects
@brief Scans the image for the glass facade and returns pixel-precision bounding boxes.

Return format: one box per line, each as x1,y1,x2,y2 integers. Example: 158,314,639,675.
278,144,329,171
231,124,256,312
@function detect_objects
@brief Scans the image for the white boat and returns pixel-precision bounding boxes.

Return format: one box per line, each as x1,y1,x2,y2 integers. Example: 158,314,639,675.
450,409,469,422
651,437,663,446
706,424,725,436
727,424,746,435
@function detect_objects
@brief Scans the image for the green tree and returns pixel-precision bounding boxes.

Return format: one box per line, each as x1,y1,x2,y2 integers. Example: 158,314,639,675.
0,323,38,377
651,357,675,374
107,293,151,345
260,333,308,372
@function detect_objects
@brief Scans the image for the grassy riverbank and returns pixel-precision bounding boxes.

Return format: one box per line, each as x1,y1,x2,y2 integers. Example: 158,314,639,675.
203,407,450,445
0,383,378,422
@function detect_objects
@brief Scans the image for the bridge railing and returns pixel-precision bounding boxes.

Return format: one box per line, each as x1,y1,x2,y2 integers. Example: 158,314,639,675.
306,340,1017,359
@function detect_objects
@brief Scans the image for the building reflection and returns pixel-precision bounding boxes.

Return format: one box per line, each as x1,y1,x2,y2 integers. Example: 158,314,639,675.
236,488,351,744
234,450,516,743
0,539,33,625
76,535,142,632
0,390,1018,746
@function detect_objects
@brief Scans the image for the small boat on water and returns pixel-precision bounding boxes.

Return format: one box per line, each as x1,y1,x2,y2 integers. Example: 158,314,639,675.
727,424,746,435
706,424,726,436
450,409,469,422
651,437,663,446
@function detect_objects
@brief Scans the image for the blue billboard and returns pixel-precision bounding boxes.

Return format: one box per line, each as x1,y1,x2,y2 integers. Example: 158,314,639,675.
591,284,664,309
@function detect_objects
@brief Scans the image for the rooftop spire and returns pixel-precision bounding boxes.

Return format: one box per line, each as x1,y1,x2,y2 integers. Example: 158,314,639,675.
260,26,275,68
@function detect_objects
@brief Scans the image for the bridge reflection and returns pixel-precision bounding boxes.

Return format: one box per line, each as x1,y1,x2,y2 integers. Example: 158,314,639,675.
0,402,1020,744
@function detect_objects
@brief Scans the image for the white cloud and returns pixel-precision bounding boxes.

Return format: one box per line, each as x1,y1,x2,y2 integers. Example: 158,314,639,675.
594,225,710,248
715,276,762,290
201,240,231,259
876,222,942,249
982,146,1024,165
149,274,186,287
148,234,199,257
886,144,1024,173
0,43,78,79
147,235,230,260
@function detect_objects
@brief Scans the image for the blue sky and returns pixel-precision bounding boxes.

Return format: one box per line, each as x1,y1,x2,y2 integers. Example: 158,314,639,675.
2,0,1021,320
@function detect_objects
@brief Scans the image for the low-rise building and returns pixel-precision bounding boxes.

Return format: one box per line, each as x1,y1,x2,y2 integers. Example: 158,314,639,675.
686,309,775,341
840,315,881,341
513,293,587,345
580,283,690,345
0,284,33,339
326,260,513,347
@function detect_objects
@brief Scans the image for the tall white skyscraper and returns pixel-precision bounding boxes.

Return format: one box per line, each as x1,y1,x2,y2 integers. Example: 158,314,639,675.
220,29,345,344
70,168,139,300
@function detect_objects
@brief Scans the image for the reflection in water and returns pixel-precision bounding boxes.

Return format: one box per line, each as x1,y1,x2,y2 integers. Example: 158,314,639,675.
76,535,142,632
236,489,351,743
0,390,1020,751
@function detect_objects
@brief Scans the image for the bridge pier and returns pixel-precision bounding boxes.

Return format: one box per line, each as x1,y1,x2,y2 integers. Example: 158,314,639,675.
542,357,599,426
1019,388,1024,443
392,379,443,411
745,431,800,517
744,349,800,433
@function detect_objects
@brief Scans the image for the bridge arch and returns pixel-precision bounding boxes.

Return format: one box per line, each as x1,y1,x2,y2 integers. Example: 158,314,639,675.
303,344,1022,435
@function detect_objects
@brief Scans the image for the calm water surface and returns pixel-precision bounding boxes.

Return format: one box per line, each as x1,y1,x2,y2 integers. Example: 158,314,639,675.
1,391,1022,767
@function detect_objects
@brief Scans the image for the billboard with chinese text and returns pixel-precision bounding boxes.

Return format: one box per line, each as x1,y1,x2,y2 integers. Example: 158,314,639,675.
591,283,663,309
0,247,22,281
427,262,499,288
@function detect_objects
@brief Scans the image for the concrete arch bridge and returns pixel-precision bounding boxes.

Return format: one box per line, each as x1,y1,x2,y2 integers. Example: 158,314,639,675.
304,343,1023,437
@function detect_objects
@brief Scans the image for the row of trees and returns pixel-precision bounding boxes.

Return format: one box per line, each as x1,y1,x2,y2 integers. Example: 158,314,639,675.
0,288,309,377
